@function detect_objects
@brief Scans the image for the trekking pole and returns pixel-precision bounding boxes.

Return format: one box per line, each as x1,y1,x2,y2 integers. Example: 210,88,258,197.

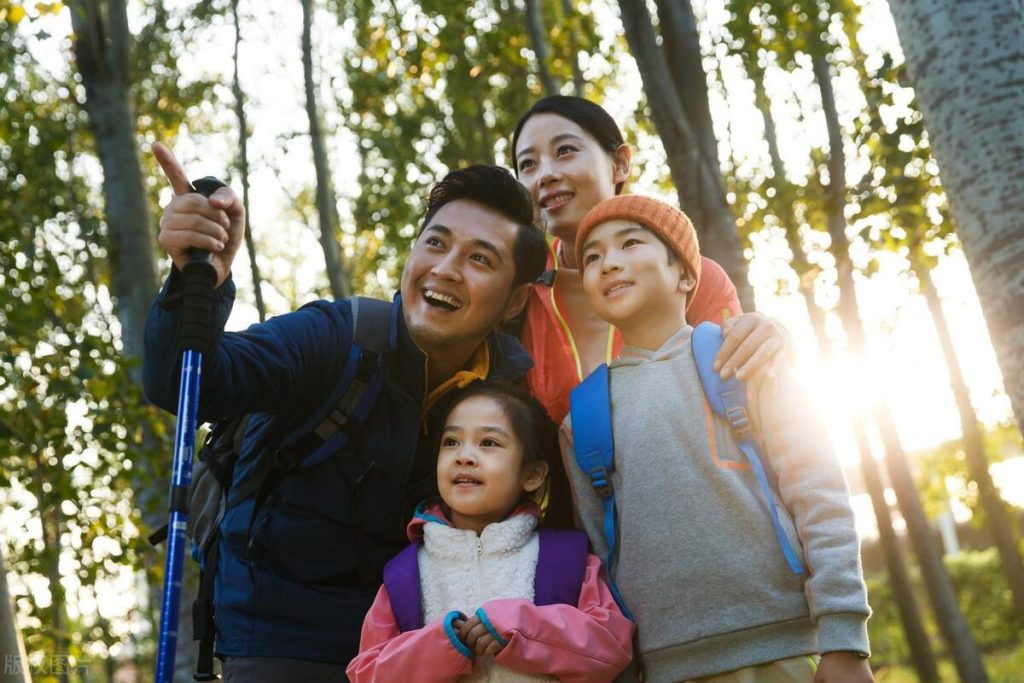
156,176,227,683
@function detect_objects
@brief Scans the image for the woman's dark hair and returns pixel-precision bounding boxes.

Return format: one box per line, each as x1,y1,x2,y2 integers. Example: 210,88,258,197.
438,381,573,526
419,164,547,288
511,95,628,194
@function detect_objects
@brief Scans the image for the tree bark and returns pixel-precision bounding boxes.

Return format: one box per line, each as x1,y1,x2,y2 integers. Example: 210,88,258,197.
653,0,724,199
753,70,938,679
301,0,350,300
0,545,30,683
232,0,267,322
559,0,585,96
814,51,989,683
886,0,1024,440
68,0,158,382
917,261,1024,626
525,0,560,96
854,417,940,682
69,4,200,680
616,0,753,309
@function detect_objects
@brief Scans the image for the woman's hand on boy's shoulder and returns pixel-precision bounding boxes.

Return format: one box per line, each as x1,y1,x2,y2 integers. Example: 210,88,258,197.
716,312,789,382
453,615,506,658
815,651,874,683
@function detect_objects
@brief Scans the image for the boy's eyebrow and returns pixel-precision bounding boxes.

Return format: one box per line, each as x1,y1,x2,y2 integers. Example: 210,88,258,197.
424,224,505,263
515,132,585,160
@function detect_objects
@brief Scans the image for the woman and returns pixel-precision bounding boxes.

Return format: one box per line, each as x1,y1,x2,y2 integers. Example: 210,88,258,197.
511,95,786,423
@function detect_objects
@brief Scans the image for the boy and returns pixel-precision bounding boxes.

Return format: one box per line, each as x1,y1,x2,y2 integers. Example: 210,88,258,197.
561,195,873,683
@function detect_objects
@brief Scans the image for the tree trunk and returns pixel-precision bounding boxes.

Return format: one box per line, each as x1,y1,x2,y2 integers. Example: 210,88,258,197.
855,417,941,682
886,0,1024,440
653,0,723,198
559,0,585,96
525,0,560,96
917,260,1024,626
751,74,831,351
68,0,158,382
615,0,752,309
814,51,989,683
301,0,350,300
752,70,939,678
0,545,30,683
232,0,267,322
69,4,200,679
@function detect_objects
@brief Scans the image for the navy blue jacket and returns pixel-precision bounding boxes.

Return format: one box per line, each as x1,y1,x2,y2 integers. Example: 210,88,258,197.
143,271,533,663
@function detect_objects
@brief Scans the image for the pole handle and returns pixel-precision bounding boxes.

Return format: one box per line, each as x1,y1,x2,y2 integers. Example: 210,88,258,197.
178,176,228,354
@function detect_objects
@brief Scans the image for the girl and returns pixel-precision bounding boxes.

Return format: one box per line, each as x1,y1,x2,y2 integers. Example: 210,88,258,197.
347,382,634,682
511,95,787,424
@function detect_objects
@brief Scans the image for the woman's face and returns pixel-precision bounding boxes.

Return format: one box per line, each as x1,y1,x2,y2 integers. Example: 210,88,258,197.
514,113,630,252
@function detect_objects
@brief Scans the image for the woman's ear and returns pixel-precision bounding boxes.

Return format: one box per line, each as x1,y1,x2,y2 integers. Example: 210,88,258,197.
678,271,697,296
522,461,549,494
612,144,632,188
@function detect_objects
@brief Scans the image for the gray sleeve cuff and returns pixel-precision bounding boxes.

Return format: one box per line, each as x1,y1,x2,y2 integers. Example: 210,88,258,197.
817,612,870,657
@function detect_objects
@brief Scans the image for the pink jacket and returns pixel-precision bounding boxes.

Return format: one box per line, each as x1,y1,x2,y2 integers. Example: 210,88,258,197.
346,504,634,682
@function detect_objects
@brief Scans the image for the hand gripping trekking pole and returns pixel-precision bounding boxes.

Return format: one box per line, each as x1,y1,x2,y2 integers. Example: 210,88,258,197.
156,176,227,683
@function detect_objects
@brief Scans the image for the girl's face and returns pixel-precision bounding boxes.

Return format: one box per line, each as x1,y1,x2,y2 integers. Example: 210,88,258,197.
514,113,631,256
437,395,548,534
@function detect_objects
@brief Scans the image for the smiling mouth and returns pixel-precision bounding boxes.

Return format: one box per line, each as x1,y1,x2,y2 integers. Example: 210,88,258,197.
423,289,463,311
605,282,633,297
541,192,573,210
453,474,482,486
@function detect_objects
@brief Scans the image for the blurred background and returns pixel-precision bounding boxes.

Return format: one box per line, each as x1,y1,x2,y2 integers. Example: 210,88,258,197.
0,0,1021,680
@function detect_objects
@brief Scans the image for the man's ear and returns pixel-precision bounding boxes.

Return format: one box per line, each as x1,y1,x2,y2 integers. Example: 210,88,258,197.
522,461,549,494
502,282,532,321
612,144,632,188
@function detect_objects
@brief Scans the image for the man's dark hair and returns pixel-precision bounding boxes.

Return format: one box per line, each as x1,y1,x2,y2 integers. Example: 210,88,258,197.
419,165,547,288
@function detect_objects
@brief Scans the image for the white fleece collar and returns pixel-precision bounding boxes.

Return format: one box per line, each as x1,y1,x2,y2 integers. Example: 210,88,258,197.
422,512,538,563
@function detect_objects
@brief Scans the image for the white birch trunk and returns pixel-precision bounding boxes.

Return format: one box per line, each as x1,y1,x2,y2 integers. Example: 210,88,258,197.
887,0,1024,439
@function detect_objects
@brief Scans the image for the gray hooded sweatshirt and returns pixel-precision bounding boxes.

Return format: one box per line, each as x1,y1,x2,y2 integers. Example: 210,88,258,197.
561,325,870,682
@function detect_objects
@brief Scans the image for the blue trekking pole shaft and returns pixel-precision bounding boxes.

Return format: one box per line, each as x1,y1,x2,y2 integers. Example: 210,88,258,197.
156,177,226,683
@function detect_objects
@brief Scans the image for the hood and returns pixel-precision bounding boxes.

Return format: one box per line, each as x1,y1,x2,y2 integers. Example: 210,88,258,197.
406,499,543,541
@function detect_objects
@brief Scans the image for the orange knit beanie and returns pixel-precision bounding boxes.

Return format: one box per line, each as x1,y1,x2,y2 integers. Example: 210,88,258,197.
575,194,701,286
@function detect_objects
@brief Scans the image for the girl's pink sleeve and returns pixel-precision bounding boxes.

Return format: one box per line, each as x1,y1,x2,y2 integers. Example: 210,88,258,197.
481,554,634,683
346,585,474,682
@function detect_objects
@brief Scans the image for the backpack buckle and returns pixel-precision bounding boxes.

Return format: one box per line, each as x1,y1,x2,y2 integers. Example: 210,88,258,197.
726,407,751,440
589,467,613,500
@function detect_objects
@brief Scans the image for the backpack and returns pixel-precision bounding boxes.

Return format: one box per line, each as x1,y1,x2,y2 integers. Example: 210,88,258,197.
382,525,590,632
568,321,805,618
150,296,394,681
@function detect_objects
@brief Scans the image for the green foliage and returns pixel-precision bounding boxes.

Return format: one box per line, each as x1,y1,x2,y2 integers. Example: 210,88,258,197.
867,549,1024,666
1,1,219,666
334,0,604,291
908,422,1023,524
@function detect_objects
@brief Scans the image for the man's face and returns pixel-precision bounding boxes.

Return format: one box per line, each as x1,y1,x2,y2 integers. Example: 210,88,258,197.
400,199,526,360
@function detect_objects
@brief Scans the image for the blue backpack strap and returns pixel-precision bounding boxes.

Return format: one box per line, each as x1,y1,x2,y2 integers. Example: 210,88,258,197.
569,365,633,619
534,529,588,607
691,322,805,575
383,541,424,633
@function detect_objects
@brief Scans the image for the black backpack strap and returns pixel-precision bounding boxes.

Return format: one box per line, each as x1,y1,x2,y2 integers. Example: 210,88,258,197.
239,297,394,557
192,538,220,681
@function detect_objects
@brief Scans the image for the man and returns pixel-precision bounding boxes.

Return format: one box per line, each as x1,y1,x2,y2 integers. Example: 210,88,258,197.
143,144,548,680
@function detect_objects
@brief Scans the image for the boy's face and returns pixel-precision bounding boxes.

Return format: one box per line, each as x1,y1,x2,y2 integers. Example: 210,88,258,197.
580,219,695,338
437,395,547,534
400,199,530,363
